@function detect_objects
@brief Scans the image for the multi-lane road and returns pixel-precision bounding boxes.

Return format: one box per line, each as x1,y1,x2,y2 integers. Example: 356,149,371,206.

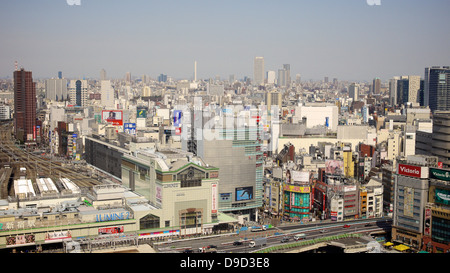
155,218,392,253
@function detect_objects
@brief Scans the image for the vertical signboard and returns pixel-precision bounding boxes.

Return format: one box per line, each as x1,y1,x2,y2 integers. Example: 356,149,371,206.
211,183,218,214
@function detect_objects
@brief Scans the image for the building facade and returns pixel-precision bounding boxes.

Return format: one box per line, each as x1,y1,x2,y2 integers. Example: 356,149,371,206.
14,68,36,143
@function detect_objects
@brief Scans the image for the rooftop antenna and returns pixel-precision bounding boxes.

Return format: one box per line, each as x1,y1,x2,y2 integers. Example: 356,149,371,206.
15,61,18,71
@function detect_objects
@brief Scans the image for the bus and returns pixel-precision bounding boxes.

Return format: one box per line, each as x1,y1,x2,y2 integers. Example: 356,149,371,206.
294,233,306,241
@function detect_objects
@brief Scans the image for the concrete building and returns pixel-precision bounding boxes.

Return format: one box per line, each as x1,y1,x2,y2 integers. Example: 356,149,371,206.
253,57,265,86
392,155,438,250
294,103,339,131
121,148,221,234
68,79,88,107
100,80,115,109
45,78,68,102
431,111,450,169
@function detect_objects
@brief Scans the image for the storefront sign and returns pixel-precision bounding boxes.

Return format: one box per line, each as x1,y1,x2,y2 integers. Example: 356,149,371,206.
398,164,423,178
430,168,450,181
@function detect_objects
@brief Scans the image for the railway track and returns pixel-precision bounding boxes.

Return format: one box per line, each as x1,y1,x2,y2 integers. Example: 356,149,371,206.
0,140,101,194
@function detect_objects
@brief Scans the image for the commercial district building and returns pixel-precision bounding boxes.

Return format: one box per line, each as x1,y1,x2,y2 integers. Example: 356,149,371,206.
0,148,238,251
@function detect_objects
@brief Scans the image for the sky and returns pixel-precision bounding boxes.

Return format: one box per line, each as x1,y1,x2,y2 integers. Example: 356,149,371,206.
1,0,450,82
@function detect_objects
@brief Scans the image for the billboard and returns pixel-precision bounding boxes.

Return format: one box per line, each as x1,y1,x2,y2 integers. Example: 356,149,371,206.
173,110,183,127
6,234,35,247
325,160,344,175
98,226,124,235
429,168,450,181
102,110,123,126
124,123,136,135
137,108,147,118
398,164,428,178
211,184,218,214
45,231,72,242
292,171,310,183
435,188,450,206
283,184,311,193
236,186,253,201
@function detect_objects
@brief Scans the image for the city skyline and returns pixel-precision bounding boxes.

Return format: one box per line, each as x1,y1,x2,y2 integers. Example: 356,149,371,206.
1,0,450,82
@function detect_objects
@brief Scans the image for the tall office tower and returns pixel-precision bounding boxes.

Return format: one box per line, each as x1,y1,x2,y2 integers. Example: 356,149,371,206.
58,71,62,79
295,74,301,85
266,71,276,84
424,66,450,112
348,82,359,101
14,68,36,143
125,72,131,83
45,78,68,101
253,56,265,86
68,79,87,107
277,68,287,87
158,74,167,83
142,86,152,97
324,76,329,83
194,61,197,82
265,91,282,111
283,64,291,87
181,104,264,222
373,77,381,94
100,69,107,81
397,76,421,105
101,80,115,109
432,111,450,169
389,77,400,106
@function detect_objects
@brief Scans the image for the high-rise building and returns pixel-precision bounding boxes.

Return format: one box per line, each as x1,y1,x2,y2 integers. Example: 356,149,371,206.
14,68,37,143
45,78,68,101
101,80,115,109
397,76,421,105
266,71,276,84
58,71,62,79
424,66,450,112
373,77,381,94
253,57,264,86
265,91,282,111
100,69,107,81
431,111,450,169
158,74,167,83
389,77,400,106
348,83,359,101
392,155,438,251
283,64,291,87
68,79,87,107
181,104,263,222
277,69,286,87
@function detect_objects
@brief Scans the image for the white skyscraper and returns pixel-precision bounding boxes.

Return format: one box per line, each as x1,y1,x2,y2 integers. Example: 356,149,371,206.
101,80,115,109
267,71,276,84
254,56,265,86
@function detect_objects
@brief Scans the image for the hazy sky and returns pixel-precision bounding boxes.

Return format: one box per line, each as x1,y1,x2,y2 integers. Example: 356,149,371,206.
1,0,450,82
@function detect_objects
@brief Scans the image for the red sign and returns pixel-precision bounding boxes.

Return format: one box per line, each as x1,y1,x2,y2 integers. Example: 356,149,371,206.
398,164,421,178
98,226,124,235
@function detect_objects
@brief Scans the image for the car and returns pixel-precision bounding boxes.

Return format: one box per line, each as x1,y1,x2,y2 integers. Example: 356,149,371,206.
233,241,243,246
343,224,351,228
207,245,217,249
364,223,372,227
320,229,327,233
281,237,290,243
182,249,194,253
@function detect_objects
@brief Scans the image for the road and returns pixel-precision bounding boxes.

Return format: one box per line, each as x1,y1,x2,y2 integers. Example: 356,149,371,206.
155,218,392,253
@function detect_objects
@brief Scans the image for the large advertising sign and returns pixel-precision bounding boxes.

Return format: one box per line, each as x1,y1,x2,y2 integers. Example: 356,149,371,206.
102,110,123,126
283,184,311,193
45,231,72,242
137,108,147,119
325,160,344,175
398,164,428,178
429,168,450,181
236,186,253,201
98,226,124,235
403,187,414,217
424,208,431,236
435,188,450,206
173,110,183,127
292,171,310,183
6,234,35,247
211,184,218,214
124,123,136,135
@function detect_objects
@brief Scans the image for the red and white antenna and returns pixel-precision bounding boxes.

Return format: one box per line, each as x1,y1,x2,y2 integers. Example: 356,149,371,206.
15,61,18,71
